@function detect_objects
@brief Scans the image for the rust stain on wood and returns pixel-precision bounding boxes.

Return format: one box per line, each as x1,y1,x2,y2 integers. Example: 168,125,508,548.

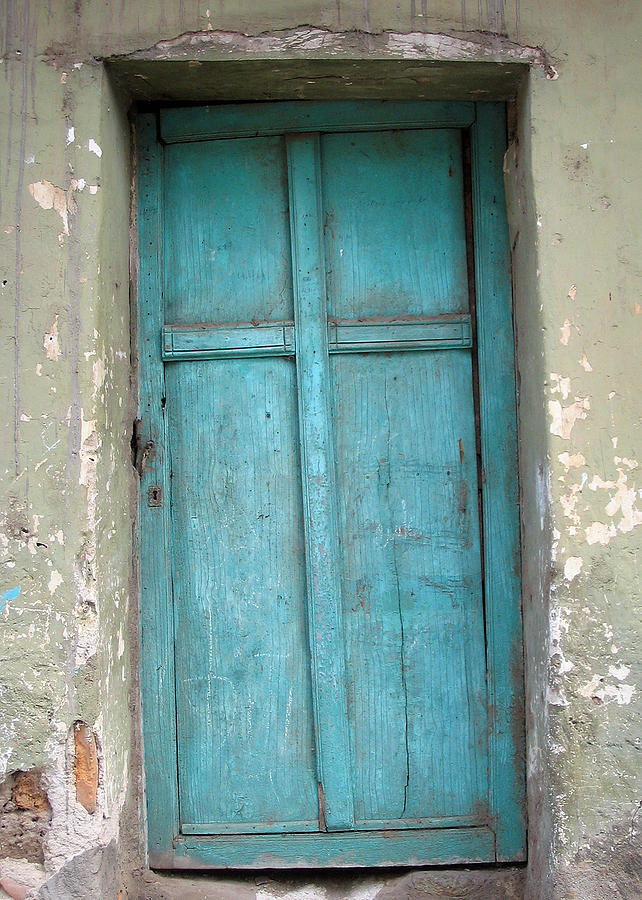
317,781,327,832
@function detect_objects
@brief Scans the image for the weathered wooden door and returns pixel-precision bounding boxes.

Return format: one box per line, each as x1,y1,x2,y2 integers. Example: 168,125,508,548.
138,102,524,868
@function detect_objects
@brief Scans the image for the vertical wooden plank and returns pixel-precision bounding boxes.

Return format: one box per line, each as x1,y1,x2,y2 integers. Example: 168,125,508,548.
137,114,179,855
168,357,318,830
331,351,488,824
286,134,354,831
471,103,526,861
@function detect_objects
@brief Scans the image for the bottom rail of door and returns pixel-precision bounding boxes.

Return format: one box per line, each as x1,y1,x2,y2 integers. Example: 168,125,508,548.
150,825,497,869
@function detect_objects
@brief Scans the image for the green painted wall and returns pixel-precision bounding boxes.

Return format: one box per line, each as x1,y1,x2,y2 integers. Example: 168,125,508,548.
0,2,639,897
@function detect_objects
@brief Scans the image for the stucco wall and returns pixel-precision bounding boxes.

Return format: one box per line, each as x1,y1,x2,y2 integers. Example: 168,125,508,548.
0,2,639,898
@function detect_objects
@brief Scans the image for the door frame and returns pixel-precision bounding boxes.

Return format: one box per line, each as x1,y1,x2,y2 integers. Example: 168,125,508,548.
136,100,524,868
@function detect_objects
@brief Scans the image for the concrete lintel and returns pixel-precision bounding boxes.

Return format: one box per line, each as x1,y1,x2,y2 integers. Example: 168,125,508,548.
105,27,556,103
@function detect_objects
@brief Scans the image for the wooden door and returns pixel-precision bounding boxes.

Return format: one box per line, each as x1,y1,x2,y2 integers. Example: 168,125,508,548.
137,102,525,869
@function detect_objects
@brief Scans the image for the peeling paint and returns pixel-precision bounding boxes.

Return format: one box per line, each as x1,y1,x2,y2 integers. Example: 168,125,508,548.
585,466,642,535
0,2,638,895
558,451,586,472
92,354,106,396
578,674,635,706
47,570,63,595
585,521,617,545
28,180,77,236
547,685,569,708
563,556,583,581
550,372,572,400
78,411,98,489
560,319,572,345
604,472,642,533
548,397,590,439
43,316,60,361
0,585,21,613
608,664,631,681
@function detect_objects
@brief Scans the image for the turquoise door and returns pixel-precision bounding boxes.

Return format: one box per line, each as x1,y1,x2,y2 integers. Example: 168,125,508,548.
138,102,525,868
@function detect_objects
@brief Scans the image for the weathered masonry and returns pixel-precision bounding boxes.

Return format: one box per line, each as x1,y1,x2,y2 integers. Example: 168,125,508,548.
0,3,640,900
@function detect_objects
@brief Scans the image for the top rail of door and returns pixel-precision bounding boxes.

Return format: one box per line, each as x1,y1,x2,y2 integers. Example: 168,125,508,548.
160,101,475,143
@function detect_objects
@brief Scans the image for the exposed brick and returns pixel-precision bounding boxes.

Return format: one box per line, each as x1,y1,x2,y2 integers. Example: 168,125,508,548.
74,722,99,814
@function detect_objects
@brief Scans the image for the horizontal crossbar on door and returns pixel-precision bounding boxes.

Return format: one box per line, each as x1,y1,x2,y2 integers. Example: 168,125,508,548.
162,314,471,361
160,100,476,144
328,315,471,352
162,322,295,360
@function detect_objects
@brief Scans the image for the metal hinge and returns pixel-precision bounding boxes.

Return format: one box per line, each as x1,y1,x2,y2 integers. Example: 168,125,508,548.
131,418,155,478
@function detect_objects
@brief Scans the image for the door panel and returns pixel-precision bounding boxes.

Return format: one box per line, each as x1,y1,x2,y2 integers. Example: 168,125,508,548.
331,351,487,823
168,358,319,830
164,136,293,325
321,130,468,319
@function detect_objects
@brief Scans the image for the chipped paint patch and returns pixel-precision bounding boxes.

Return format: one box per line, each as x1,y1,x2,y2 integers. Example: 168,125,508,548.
563,556,583,581
604,473,642,533
558,451,586,472
0,585,21,613
578,674,635,706
548,397,590,439
43,315,60,361
550,372,572,400
608,664,631,681
614,456,638,470
87,138,102,157
560,319,572,345
578,353,593,372
79,412,98,489
28,180,77,236
547,685,569,707
48,570,63,595
585,521,617,545
549,603,574,703
92,351,106,397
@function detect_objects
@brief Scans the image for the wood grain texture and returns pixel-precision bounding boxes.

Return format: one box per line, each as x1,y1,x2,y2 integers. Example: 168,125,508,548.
169,358,318,829
321,129,468,320
162,322,295,361
163,136,293,326
160,100,476,144
161,826,496,869
138,102,523,868
137,113,180,853
286,134,354,831
471,103,525,861
331,351,488,823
